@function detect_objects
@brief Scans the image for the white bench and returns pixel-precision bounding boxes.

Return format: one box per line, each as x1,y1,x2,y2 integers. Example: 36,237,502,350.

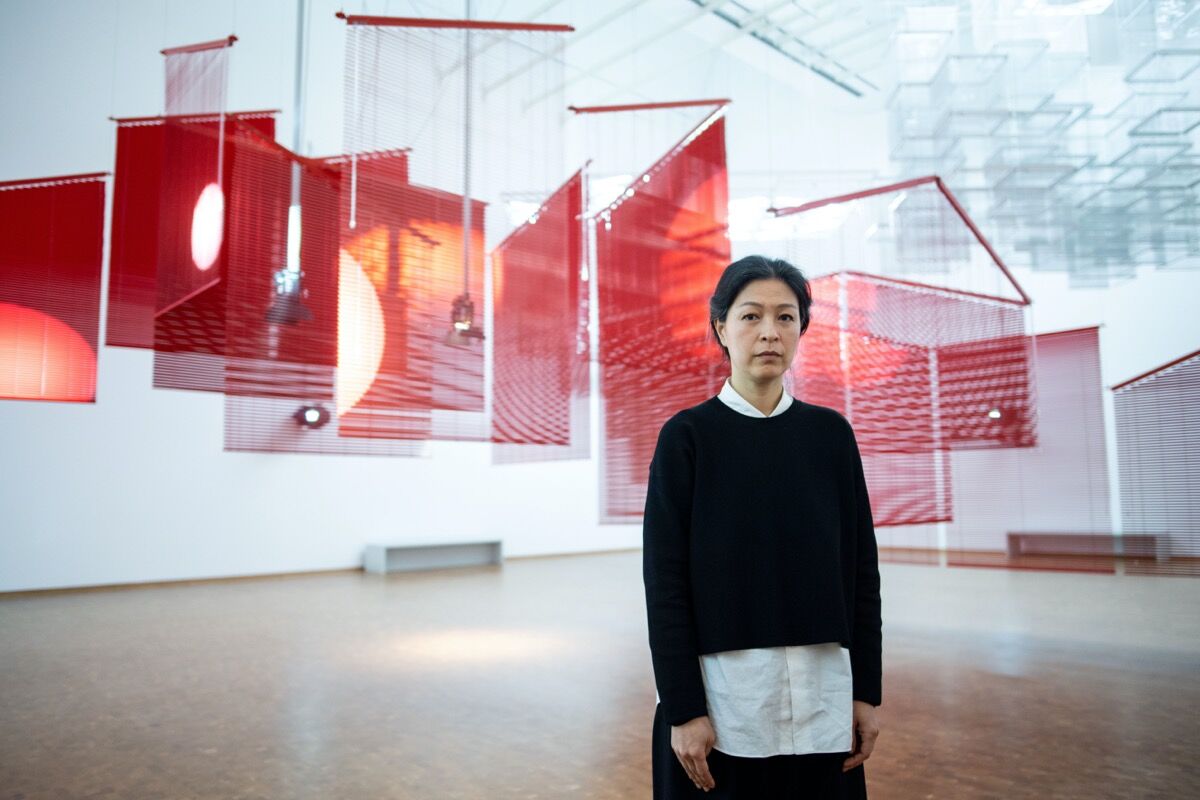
363,540,502,574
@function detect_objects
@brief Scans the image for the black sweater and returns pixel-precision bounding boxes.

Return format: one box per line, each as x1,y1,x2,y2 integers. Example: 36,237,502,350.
642,395,882,726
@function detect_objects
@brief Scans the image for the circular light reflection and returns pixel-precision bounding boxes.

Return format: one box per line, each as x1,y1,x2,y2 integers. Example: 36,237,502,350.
191,182,224,271
336,247,385,415
0,302,96,401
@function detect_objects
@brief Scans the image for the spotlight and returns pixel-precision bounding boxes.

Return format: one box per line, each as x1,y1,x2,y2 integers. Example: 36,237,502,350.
266,205,314,325
293,404,330,429
265,267,314,325
445,293,484,346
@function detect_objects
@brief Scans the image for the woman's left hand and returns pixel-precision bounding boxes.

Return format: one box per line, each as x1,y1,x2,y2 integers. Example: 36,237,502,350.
842,700,880,772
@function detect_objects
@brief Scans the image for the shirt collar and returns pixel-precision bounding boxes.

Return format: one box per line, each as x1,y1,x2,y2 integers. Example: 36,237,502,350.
718,378,793,418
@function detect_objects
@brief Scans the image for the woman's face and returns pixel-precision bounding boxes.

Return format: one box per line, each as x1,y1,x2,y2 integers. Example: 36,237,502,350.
714,278,801,383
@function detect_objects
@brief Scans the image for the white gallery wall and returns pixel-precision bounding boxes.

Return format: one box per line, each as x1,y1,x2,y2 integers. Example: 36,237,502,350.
1,0,1197,592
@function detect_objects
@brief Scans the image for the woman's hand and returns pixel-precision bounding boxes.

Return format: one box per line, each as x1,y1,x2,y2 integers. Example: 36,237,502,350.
842,700,880,772
671,715,716,791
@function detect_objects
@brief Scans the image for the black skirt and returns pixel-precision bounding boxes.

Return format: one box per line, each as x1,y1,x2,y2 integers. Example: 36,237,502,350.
652,703,869,799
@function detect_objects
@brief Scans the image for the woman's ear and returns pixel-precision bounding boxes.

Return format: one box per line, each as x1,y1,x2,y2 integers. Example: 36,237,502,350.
713,320,725,346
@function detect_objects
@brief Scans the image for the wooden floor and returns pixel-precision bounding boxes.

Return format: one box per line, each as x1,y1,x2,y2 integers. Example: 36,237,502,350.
2,551,1198,799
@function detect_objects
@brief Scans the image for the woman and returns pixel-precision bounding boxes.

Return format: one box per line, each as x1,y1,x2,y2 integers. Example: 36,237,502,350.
643,255,881,798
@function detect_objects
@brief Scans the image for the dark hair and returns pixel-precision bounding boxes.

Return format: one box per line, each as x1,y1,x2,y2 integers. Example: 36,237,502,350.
708,255,812,361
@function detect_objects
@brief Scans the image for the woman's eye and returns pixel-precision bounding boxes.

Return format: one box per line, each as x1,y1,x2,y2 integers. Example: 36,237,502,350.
742,314,757,320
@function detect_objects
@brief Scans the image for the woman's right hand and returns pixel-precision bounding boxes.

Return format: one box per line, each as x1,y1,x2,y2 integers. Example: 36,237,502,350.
671,715,716,792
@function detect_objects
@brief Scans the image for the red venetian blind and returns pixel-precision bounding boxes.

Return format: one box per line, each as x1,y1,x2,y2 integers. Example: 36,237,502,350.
0,173,106,403
221,129,425,457
595,111,731,521
107,111,277,348
338,13,571,444
491,170,589,462
151,116,275,392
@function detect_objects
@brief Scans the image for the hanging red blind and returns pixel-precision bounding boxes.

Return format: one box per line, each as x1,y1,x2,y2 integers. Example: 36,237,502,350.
221,132,433,457
864,451,953,530
595,113,731,521
222,132,430,457
339,14,570,443
334,154,483,441
402,181,486,417
107,111,276,348
790,278,844,411
222,122,340,399
151,116,276,392
794,275,949,530
790,272,1034,534
151,35,239,391
491,170,589,462
107,118,164,349
0,174,106,403
837,274,1033,454
156,118,227,316
156,38,234,313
